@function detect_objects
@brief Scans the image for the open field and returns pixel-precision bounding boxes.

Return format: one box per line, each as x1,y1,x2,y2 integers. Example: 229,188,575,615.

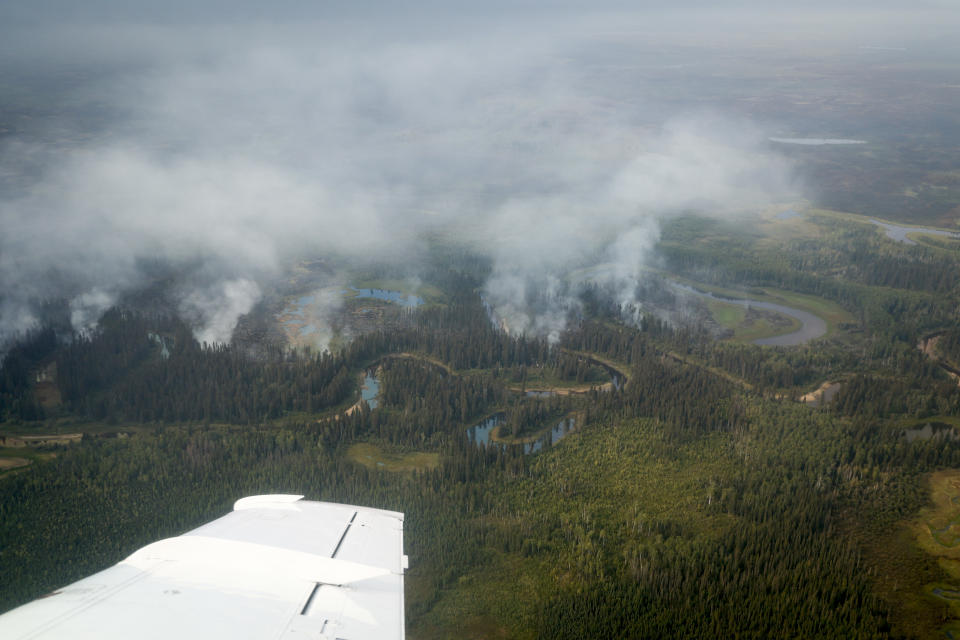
706,298,802,343
346,442,440,473
913,471,960,561
0,446,57,475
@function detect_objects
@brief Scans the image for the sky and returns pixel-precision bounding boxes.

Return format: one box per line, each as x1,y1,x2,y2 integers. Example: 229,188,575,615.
0,2,956,346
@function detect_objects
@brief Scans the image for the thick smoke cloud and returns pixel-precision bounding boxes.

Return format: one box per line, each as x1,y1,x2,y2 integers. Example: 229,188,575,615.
0,10,810,346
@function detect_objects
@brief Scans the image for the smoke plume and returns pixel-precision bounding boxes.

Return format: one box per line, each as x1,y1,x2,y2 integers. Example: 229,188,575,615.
0,7,821,346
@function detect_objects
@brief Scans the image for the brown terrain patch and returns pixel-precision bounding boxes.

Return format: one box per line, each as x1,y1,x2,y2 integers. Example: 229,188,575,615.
0,457,30,470
1,433,82,447
799,381,842,406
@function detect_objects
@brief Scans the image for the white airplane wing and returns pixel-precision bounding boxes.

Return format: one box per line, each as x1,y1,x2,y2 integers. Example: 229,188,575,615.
0,495,407,640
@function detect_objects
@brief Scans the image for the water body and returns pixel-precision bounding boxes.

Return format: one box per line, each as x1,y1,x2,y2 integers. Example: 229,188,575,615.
360,370,380,410
869,219,960,246
277,294,316,339
904,422,958,444
769,137,867,145
345,287,423,307
467,414,577,455
522,365,622,397
284,294,313,319
468,413,503,446
675,284,827,347
776,210,801,220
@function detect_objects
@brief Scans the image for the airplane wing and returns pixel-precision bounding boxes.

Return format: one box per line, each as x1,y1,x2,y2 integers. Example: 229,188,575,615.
0,495,408,640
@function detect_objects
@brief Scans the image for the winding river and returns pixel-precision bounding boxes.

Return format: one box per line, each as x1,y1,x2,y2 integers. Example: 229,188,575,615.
869,219,960,246
675,284,827,347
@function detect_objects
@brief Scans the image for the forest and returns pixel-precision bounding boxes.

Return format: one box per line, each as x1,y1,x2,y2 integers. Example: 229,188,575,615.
3,211,960,638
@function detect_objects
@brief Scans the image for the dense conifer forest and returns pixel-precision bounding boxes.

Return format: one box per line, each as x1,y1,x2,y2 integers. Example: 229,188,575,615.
3,215,960,638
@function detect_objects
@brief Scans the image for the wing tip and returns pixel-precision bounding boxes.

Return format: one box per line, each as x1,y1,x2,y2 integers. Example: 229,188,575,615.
233,494,305,510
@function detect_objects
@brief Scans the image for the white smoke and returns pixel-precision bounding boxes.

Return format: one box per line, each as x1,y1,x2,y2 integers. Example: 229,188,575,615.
179,279,261,346
480,117,793,338
0,13,802,346
69,289,116,337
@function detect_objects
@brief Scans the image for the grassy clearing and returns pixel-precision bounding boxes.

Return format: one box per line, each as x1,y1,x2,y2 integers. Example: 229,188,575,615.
707,299,746,328
346,442,439,473
897,415,960,430
704,289,803,343
874,469,960,636
0,446,57,475
0,456,30,470
412,551,547,640
913,471,960,558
